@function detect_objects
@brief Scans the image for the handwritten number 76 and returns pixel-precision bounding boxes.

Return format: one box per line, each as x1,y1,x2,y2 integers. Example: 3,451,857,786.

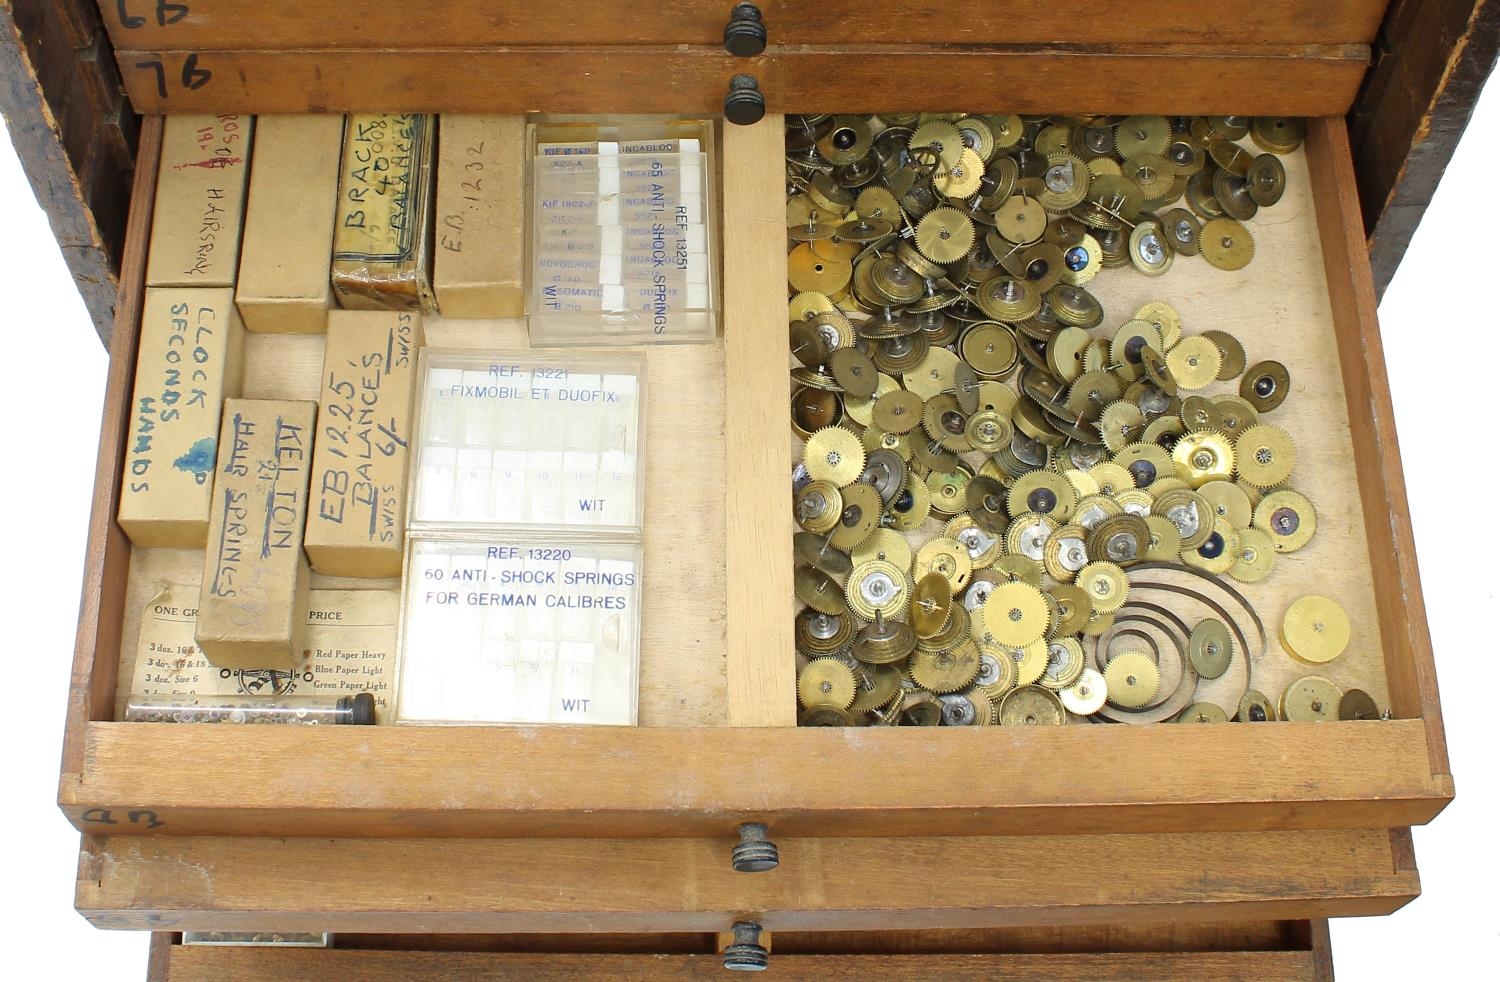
135,54,212,100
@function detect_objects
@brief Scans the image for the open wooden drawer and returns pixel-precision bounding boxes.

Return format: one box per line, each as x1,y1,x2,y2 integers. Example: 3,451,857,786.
143,920,1339,981
58,114,1451,851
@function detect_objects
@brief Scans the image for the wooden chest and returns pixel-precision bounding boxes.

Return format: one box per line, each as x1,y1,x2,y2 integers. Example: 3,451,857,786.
4,1,1491,977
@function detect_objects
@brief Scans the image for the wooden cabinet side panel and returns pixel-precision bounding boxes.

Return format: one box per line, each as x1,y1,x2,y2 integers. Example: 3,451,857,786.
1349,0,1500,296
0,0,136,340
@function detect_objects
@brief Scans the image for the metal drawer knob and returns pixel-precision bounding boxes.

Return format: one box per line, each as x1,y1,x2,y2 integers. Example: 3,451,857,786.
722,921,770,972
731,822,780,872
723,3,768,57
724,75,766,126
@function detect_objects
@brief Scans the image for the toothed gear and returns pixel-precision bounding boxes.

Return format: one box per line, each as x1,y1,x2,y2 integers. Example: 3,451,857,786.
1171,429,1236,487
909,640,983,694
1235,424,1296,488
798,657,859,710
803,426,866,486
1097,400,1145,452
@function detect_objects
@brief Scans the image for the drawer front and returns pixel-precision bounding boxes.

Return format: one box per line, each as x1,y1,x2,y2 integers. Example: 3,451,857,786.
98,1,1387,49
103,46,1370,117
147,920,1336,981
83,830,1414,933
59,114,1450,843
96,2,1382,116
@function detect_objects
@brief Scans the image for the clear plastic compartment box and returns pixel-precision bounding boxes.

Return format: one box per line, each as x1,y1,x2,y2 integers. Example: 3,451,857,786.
396,349,648,725
525,116,719,345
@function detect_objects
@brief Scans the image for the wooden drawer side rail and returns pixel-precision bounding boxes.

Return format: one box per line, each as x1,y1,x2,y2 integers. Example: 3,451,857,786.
1307,116,1450,779
58,114,161,783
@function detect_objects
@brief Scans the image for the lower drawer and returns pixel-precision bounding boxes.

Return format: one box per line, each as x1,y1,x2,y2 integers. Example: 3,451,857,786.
147,920,1336,981
80,828,1417,932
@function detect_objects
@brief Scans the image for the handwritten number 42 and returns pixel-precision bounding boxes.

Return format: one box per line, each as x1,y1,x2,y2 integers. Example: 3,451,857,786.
116,2,191,28
135,54,212,99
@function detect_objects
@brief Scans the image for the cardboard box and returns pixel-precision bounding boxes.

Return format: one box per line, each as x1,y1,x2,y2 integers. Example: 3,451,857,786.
434,116,525,318
332,114,437,312
235,115,345,333
146,114,253,288
117,288,245,547
196,399,318,670
304,310,424,577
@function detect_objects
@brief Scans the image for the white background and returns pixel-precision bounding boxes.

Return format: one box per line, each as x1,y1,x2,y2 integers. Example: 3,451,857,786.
2,93,1496,979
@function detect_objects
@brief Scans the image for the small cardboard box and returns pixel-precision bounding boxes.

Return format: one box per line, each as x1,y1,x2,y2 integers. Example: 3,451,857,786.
304,310,424,577
146,114,253,288
117,288,245,547
332,113,437,312
434,116,525,318
235,115,345,333
196,399,318,670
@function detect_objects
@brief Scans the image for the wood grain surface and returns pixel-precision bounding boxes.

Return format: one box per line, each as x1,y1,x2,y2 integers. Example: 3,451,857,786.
724,115,795,725
60,114,1453,841
1306,117,1449,777
79,828,1415,932
58,115,160,782
0,0,134,339
61,718,1447,837
1350,0,1500,296
97,1,1387,49
146,947,1329,981
104,45,1372,117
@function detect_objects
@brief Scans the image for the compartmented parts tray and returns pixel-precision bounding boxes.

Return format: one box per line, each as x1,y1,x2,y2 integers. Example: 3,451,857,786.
58,114,1449,843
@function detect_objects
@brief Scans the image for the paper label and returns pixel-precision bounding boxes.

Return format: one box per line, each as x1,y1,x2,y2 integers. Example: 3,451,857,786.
305,311,421,574
132,586,399,723
334,114,430,264
148,114,252,287
398,538,639,725
117,288,241,545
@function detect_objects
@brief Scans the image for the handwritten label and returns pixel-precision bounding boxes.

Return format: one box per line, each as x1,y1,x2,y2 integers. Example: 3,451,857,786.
115,1,191,29
80,807,166,830
148,114,250,288
196,398,316,667
439,139,486,255
306,312,421,576
129,300,218,493
316,315,415,537
134,53,212,100
130,586,398,723
118,289,240,547
334,115,426,263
